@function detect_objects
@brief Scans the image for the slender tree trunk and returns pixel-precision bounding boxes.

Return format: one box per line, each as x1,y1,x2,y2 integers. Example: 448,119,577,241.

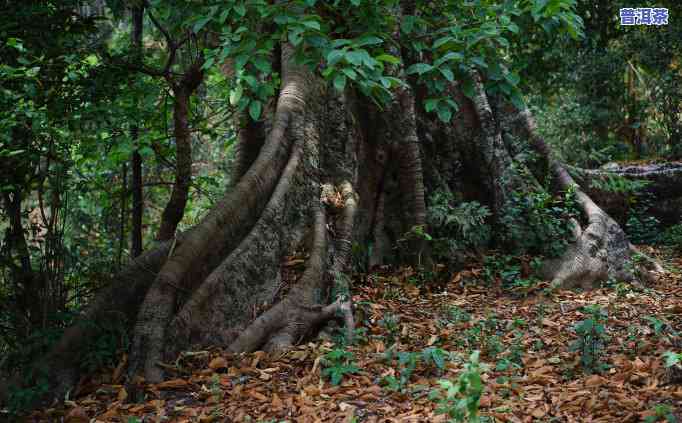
130,4,144,257
118,163,127,268
2,189,40,330
156,66,203,241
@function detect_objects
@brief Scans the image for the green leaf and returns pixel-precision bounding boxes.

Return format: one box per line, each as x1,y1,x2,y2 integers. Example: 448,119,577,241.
462,79,476,99
331,39,352,48
253,56,271,73
433,36,455,49
437,106,452,123
233,3,246,17
434,52,464,67
662,350,679,369
218,9,230,23
193,16,211,33
301,20,321,31
440,67,454,82
504,72,520,86
510,90,525,110
354,35,383,47
345,51,363,66
229,85,243,106
327,49,345,66
334,73,346,92
401,15,416,34
274,14,290,25
202,56,215,70
249,100,262,120
376,54,400,65
406,63,433,75
424,98,439,113
234,54,249,71
341,68,357,80
289,29,303,46
471,56,488,69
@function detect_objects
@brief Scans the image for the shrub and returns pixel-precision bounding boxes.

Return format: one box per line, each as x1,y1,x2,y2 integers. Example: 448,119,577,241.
426,190,491,265
569,305,610,374
500,187,579,258
429,351,486,422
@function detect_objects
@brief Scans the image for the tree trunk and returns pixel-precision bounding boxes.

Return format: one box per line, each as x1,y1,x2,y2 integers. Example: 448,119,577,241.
8,48,669,409
130,4,144,258
118,162,127,268
156,65,204,241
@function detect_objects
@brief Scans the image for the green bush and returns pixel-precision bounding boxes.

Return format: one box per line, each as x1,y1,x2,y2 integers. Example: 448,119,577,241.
500,187,579,258
662,224,682,251
426,190,491,265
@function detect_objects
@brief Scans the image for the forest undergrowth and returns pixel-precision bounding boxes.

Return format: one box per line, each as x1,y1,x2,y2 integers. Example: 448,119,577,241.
22,246,682,423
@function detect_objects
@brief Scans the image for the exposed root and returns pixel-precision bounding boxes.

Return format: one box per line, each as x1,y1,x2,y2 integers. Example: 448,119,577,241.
512,107,665,288
127,44,317,384
229,199,329,353
325,181,359,343
166,127,309,353
539,211,633,289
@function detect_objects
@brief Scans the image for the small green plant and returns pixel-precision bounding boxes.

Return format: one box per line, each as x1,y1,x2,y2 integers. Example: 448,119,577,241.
626,194,661,244
6,378,50,416
662,224,682,251
590,174,650,195
443,305,471,324
381,350,418,392
350,241,372,273
644,404,677,423
382,286,402,301
614,281,633,298
645,315,667,337
663,351,682,368
426,191,491,268
495,330,525,372
379,313,401,345
461,314,504,360
569,305,610,374
321,348,359,386
382,347,448,392
429,351,486,422
81,316,130,373
623,326,645,357
422,347,447,374
481,255,542,295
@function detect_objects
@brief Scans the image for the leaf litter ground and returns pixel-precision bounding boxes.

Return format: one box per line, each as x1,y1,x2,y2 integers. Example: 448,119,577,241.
32,248,682,422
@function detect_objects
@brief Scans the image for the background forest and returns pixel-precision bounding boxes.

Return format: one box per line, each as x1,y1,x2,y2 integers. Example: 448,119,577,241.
1,0,682,421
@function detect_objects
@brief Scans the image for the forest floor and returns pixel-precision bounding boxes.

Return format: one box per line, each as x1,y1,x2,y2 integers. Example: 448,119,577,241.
32,248,682,423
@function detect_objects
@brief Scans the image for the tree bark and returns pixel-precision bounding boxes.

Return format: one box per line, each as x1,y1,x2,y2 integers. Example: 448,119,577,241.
156,65,203,241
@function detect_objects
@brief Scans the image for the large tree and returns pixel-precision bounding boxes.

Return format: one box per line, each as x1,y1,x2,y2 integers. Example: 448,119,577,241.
1,0,676,407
